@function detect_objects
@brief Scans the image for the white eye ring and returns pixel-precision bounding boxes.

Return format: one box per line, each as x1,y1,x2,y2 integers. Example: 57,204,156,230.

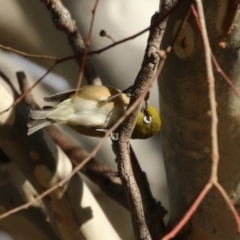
143,115,152,124
110,132,119,141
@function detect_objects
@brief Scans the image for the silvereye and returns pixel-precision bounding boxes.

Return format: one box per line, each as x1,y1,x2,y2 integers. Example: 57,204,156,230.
131,105,161,139
27,85,161,139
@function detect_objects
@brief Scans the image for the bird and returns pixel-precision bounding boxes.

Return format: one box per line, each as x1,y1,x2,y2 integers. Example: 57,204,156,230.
27,85,161,139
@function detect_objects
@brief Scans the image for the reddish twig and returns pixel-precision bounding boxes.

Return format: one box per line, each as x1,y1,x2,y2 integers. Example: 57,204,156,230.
0,63,57,115
41,0,101,85
211,54,240,100
214,182,240,232
74,0,99,101
191,4,240,101
0,44,58,60
162,183,212,240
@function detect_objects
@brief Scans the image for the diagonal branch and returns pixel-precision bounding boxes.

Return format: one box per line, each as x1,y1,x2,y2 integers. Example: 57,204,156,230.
112,1,180,239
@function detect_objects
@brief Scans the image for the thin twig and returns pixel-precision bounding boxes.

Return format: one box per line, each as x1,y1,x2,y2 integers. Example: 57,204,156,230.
211,54,240,100
40,0,101,85
191,4,240,101
214,182,240,232
99,30,116,43
194,1,219,182
74,0,99,100
0,63,57,115
162,183,212,240
0,44,58,60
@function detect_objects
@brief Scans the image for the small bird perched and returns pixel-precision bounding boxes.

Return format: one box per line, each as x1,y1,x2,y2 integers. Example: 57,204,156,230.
27,85,161,139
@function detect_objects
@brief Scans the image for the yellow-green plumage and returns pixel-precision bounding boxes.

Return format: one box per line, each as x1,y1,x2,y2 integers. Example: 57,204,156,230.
131,106,161,139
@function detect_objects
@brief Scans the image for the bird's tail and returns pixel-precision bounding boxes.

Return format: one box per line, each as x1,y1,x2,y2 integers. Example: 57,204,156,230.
27,110,54,135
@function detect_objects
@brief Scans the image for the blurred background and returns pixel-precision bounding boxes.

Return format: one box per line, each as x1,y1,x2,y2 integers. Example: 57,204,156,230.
0,0,168,239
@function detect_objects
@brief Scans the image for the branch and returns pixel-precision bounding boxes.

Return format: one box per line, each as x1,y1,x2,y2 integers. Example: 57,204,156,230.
130,146,167,238
112,1,180,239
40,0,101,85
162,183,212,240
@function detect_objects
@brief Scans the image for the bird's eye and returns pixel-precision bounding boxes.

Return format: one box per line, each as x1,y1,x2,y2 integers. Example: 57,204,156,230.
143,115,152,124
110,132,119,141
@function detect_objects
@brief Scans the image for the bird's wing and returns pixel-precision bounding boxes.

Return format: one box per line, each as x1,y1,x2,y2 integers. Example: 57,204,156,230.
44,85,128,103
44,89,79,102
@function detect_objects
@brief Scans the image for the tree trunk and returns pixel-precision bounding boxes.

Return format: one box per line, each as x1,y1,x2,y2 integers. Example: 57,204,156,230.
160,0,240,239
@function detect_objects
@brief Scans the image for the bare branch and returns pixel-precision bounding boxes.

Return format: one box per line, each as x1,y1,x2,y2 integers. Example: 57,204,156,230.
162,183,212,240
130,146,167,238
112,1,181,238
